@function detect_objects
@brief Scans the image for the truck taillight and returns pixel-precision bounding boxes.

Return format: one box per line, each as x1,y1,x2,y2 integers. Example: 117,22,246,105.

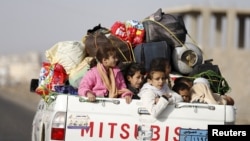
51,128,65,140
51,112,66,140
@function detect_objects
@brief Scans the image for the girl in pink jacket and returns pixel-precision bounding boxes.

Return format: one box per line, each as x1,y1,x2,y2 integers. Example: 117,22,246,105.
78,43,132,104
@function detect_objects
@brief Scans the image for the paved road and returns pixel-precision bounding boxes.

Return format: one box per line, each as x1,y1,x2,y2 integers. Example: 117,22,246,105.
0,96,36,141
0,86,40,141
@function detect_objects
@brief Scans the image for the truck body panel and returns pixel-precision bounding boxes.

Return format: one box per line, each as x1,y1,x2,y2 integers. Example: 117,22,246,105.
32,94,236,141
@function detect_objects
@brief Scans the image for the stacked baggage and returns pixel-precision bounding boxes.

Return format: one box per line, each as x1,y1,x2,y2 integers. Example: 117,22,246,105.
33,8,230,97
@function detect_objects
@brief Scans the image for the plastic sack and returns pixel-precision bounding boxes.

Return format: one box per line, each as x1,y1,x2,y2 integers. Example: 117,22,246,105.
45,41,86,74
68,57,93,88
35,62,68,95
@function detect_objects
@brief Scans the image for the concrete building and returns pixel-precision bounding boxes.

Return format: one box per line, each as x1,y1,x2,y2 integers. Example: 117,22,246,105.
0,66,9,86
163,5,250,50
0,52,42,86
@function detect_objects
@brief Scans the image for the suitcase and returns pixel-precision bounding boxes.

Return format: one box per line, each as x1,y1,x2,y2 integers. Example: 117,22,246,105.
133,41,171,71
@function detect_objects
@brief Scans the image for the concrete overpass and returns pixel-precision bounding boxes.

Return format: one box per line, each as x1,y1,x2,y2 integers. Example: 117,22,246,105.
163,5,250,50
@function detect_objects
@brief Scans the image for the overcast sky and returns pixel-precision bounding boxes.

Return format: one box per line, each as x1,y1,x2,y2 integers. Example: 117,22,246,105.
0,0,249,56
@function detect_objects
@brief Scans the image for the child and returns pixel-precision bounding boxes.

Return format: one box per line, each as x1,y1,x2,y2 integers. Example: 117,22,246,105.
174,77,193,88
138,67,183,118
149,57,172,88
78,43,133,104
172,82,191,102
190,77,234,105
122,62,146,99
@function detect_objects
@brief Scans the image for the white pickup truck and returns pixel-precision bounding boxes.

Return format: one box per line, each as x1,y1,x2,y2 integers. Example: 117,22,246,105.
30,86,236,141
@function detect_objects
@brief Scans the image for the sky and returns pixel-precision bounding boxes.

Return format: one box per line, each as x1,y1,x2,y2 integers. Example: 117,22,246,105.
0,0,249,56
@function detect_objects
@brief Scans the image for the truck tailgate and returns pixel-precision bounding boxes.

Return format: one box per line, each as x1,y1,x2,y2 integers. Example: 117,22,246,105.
64,96,235,141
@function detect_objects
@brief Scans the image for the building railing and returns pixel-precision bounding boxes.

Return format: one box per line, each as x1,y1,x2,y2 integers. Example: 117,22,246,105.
163,5,250,50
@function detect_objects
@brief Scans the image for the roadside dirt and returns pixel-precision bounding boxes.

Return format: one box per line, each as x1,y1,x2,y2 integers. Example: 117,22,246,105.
0,83,41,111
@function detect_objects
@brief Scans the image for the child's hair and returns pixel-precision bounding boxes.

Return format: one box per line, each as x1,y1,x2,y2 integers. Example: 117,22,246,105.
89,43,117,68
149,57,172,87
174,77,193,88
172,82,190,93
147,67,166,80
149,57,171,71
121,62,146,84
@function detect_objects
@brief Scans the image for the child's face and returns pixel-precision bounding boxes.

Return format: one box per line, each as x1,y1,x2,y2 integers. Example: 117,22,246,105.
103,55,118,68
148,71,166,89
179,89,190,102
127,71,144,89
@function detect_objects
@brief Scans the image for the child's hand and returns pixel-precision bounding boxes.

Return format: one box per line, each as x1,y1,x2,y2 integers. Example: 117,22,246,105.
155,97,160,104
87,92,96,102
162,93,173,103
163,93,172,99
124,95,132,104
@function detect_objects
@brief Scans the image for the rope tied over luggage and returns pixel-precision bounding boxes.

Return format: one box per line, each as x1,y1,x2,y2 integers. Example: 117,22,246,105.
191,70,231,95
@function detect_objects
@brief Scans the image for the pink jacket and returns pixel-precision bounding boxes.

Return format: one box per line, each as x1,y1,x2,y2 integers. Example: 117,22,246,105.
78,65,131,98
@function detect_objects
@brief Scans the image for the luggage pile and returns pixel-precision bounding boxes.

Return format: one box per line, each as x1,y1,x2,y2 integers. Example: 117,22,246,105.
33,8,230,97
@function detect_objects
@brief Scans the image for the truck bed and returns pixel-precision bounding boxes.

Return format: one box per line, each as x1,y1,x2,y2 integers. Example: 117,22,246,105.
59,94,236,141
